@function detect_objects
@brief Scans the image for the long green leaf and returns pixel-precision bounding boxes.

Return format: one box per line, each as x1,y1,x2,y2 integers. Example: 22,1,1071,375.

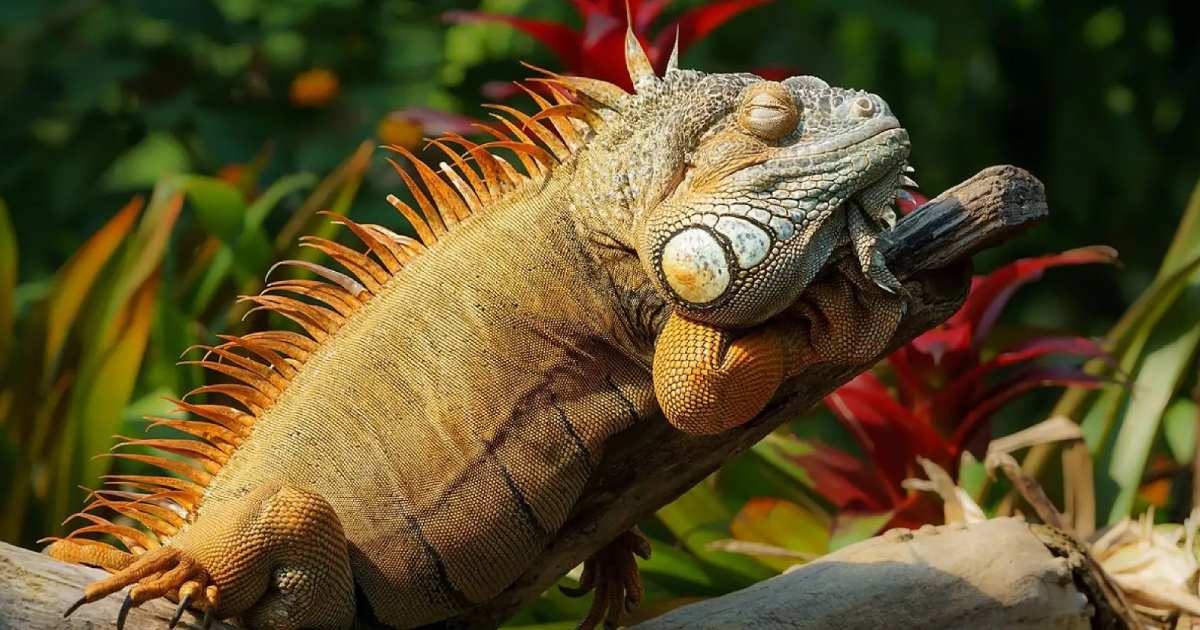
1104,283,1200,522
74,275,159,488
728,497,829,571
180,175,247,244
655,482,775,587
0,198,15,361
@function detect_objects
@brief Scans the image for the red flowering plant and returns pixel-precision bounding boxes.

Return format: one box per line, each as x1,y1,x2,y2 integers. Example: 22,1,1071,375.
444,0,773,95
783,237,1119,528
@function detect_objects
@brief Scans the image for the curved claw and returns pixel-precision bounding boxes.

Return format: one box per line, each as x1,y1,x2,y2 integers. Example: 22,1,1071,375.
116,591,134,630
169,593,191,629
63,595,87,618
559,558,595,598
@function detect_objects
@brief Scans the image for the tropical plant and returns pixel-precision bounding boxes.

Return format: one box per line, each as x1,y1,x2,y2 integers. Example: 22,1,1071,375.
0,145,373,547
695,246,1116,571
802,245,1117,527
1022,177,1200,526
445,0,772,93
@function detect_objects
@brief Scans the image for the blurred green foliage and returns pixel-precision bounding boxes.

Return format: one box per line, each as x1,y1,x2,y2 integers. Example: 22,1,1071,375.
2,0,1199,626
3,0,1196,318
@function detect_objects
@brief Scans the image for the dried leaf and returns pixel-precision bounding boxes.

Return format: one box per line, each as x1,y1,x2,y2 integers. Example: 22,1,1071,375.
985,450,1069,532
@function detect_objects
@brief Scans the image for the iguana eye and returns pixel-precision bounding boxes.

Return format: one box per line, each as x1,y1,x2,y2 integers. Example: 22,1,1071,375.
738,82,799,141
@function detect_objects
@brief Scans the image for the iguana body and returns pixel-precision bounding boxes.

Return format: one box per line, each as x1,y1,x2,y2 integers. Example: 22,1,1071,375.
47,30,912,629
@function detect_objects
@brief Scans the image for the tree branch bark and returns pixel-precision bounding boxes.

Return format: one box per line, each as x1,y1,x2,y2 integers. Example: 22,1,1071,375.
633,518,1114,629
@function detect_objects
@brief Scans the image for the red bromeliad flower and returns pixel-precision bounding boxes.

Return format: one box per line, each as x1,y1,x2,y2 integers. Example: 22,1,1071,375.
445,0,773,93
792,223,1118,528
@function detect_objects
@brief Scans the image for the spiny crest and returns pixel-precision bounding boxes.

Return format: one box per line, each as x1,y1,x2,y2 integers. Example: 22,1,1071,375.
624,20,658,91
46,78,606,562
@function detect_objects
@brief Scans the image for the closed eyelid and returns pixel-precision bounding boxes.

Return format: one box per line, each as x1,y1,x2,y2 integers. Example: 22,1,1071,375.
737,82,799,140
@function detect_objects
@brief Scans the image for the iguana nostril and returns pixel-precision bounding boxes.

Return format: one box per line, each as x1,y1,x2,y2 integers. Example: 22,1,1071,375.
852,96,876,118
661,228,731,304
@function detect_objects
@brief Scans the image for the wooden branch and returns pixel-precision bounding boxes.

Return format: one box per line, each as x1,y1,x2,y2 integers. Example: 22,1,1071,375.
454,165,1049,626
633,518,1113,629
0,541,236,630
0,166,1048,629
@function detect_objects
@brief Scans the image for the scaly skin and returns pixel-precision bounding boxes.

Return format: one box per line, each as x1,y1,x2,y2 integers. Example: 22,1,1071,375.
47,27,913,629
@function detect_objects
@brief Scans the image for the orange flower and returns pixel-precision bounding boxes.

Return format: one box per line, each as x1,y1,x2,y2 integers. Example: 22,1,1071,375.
374,108,478,150
217,163,246,185
376,115,424,150
289,68,340,108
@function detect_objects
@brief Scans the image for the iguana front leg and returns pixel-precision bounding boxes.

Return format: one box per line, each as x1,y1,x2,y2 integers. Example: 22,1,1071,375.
53,483,355,630
654,265,905,434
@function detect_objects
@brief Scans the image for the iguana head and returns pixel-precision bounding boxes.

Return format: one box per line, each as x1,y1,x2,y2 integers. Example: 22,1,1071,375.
567,32,912,328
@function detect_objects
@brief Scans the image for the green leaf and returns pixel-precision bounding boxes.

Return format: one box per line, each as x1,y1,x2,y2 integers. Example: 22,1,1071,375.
1162,398,1198,465
0,198,16,360
180,175,247,244
655,483,775,586
190,246,234,315
829,510,893,551
728,497,830,571
1104,282,1200,522
956,451,988,502
638,538,726,594
751,432,818,489
102,133,191,191
95,187,183,350
245,173,316,230
1158,178,1200,281
74,275,159,487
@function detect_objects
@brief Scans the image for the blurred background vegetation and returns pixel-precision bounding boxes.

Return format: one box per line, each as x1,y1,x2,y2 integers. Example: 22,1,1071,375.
1,0,1198,627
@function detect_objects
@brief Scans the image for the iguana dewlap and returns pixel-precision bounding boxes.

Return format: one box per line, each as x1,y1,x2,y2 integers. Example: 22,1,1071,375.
46,27,912,630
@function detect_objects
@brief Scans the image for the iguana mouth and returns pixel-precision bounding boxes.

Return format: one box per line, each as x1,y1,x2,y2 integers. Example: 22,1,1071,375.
781,117,903,159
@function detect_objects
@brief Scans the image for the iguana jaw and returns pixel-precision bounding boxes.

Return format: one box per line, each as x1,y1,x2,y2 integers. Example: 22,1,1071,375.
771,116,903,160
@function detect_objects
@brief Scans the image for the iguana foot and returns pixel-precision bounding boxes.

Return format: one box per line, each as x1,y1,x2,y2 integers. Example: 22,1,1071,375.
56,483,355,630
562,528,651,630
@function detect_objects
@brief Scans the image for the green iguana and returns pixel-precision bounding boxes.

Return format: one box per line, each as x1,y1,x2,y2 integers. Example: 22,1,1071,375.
46,26,913,630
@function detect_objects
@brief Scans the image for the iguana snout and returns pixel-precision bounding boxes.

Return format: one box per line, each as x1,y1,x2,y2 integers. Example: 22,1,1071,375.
635,76,912,328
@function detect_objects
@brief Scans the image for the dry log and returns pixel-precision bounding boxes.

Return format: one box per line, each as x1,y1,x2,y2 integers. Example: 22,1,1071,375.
634,518,1114,629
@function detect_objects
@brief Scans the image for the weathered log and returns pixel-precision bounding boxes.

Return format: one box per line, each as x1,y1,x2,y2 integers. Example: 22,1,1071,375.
456,165,1051,626
634,518,1112,629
